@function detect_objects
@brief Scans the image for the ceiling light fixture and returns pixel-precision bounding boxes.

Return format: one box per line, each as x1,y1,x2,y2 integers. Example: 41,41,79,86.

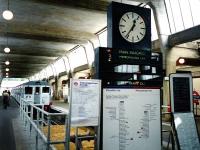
5,68,9,71
6,75,8,78
4,47,10,53
2,0,13,20
2,10,13,20
5,60,10,65
6,73,8,75
178,58,185,64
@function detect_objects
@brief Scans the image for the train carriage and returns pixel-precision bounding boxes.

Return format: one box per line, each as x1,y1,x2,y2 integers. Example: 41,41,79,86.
12,80,52,110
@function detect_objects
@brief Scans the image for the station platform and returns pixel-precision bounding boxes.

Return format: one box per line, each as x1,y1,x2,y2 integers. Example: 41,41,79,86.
51,100,69,113
0,96,47,150
0,97,69,150
1,97,200,150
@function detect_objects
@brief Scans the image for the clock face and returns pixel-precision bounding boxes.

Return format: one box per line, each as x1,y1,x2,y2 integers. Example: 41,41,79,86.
119,12,146,43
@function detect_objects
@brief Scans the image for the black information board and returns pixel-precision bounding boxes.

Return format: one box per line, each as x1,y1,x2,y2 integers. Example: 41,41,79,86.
94,47,163,87
170,73,193,113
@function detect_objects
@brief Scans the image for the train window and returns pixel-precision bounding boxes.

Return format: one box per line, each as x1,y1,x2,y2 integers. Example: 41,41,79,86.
42,87,49,93
25,87,33,94
35,87,40,94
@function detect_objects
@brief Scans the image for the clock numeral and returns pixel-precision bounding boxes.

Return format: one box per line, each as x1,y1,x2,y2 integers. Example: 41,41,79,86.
132,12,134,18
122,18,126,22
132,36,134,42
141,27,145,30
125,34,129,39
137,16,140,20
137,35,139,40
120,24,125,27
140,22,143,24
126,14,129,19
140,32,144,36
122,30,126,33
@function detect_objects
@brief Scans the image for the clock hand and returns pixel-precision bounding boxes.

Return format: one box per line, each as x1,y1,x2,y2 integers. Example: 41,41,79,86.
125,20,136,38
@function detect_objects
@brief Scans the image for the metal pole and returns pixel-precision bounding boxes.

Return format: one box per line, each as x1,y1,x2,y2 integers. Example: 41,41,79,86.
20,98,22,117
64,115,68,150
46,116,51,150
36,109,39,150
42,105,44,129
75,127,78,150
96,80,101,150
66,79,73,150
22,101,24,121
25,103,28,127
30,106,33,135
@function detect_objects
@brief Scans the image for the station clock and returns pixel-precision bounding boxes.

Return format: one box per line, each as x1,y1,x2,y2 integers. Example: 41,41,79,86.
107,2,151,51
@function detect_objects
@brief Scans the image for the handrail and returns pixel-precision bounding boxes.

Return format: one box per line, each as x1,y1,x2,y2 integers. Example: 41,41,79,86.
20,97,68,150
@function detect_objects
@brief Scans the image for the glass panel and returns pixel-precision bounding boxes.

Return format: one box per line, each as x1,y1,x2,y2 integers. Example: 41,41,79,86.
98,30,107,47
144,5,158,40
179,0,193,29
46,66,54,77
51,64,57,76
165,0,200,33
54,58,66,74
62,56,70,72
42,87,50,93
165,0,176,33
35,87,40,94
190,0,200,26
150,8,158,40
25,87,33,94
84,42,95,65
68,46,88,70
170,0,184,32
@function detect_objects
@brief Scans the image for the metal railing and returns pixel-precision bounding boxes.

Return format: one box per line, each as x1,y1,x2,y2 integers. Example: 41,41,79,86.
20,98,69,150
161,105,176,150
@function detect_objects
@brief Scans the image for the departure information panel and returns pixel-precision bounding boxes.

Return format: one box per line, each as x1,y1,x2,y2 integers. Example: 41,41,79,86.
170,73,193,113
102,88,161,150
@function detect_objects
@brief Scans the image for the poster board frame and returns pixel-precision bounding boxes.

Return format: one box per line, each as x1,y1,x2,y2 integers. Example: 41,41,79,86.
67,78,101,150
101,87,161,150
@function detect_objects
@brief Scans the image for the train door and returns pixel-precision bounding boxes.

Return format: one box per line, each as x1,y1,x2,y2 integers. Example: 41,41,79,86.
34,86,40,104
41,86,50,105
24,86,33,103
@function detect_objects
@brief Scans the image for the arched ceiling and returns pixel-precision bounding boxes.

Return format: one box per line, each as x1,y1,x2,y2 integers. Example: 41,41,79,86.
0,0,147,79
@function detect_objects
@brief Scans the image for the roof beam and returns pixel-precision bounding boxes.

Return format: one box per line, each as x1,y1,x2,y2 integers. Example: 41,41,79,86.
168,25,200,47
32,0,109,11
0,53,57,60
0,45,65,57
0,32,88,44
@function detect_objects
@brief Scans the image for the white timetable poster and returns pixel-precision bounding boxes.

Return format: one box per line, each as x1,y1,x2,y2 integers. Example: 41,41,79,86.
70,79,101,127
103,88,161,150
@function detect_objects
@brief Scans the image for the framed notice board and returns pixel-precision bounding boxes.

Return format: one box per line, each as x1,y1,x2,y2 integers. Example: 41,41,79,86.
169,73,193,113
69,79,101,126
102,88,161,150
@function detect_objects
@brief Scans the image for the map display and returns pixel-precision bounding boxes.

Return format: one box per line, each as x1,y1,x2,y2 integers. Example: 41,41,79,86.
103,88,161,150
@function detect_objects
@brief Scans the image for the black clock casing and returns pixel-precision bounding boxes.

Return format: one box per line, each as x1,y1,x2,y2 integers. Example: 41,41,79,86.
107,2,151,51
